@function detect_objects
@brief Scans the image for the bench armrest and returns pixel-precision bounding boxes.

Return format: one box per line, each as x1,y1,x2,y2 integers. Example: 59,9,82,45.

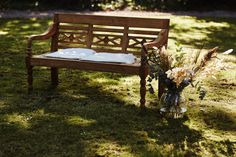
140,29,168,67
143,29,168,49
27,23,58,56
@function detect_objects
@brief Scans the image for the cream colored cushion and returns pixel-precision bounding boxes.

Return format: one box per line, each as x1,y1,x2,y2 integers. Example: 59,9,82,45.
44,48,136,64
81,52,136,64
44,48,96,59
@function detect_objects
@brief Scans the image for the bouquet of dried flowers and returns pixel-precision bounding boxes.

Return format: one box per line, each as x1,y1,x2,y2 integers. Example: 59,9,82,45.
145,43,231,117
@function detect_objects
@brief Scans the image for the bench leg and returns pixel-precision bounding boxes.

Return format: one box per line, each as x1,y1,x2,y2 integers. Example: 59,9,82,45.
158,78,165,99
27,65,33,93
51,67,58,87
140,74,146,109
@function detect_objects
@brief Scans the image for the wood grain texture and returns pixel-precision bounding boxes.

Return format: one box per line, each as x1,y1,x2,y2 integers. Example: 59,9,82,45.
56,13,169,28
26,13,170,107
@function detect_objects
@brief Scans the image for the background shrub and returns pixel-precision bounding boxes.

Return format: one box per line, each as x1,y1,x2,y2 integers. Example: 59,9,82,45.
0,0,235,11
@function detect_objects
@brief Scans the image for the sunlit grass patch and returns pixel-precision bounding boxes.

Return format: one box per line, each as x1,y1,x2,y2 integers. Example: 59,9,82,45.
169,16,236,51
1,113,31,129
0,30,8,35
67,116,96,126
95,141,133,157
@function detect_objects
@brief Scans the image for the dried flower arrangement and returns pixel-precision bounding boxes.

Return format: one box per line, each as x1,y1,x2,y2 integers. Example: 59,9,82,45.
144,43,231,117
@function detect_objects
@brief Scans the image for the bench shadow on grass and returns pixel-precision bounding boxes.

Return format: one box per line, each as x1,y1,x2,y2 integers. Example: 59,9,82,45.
0,71,202,156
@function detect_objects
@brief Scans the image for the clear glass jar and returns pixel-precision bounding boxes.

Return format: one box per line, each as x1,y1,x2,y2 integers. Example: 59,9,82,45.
159,90,187,118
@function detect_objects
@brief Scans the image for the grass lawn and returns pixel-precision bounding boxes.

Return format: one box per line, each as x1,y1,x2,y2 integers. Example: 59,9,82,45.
0,15,236,157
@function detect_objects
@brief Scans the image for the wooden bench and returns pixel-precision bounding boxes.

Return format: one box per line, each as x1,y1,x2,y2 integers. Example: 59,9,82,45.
26,13,170,108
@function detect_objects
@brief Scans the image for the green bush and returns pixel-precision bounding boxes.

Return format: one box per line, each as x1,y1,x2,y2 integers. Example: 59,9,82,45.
132,0,236,11
0,0,102,11
0,0,236,11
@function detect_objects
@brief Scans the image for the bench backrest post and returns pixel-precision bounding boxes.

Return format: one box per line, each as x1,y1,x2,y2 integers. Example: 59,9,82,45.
51,14,59,52
122,25,128,53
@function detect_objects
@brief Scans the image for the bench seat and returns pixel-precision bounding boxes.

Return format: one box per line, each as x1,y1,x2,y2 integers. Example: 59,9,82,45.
31,54,142,74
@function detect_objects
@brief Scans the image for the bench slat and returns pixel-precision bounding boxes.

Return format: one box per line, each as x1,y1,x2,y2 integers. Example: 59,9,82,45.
59,25,89,31
56,13,169,29
58,45,86,49
128,29,159,35
59,31,87,35
57,40,86,45
92,27,124,33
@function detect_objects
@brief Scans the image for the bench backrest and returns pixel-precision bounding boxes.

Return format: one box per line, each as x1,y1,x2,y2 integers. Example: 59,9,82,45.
52,13,170,55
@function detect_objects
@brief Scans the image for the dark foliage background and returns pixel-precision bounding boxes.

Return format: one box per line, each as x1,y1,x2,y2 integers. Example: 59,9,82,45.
0,0,235,11
132,0,236,11
0,0,102,11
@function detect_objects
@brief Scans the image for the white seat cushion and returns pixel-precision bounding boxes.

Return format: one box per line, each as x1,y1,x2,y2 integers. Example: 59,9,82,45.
81,52,136,64
44,48,96,59
44,48,136,64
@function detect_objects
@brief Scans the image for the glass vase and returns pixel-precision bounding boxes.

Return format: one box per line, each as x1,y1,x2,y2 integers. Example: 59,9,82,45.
159,90,187,119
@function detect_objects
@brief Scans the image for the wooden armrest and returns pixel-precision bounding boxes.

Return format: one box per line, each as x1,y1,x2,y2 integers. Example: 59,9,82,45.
140,29,168,68
28,23,57,41
27,23,58,56
143,29,168,49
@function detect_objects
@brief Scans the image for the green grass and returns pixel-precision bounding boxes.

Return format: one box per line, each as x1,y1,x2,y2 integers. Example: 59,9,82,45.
0,15,236,157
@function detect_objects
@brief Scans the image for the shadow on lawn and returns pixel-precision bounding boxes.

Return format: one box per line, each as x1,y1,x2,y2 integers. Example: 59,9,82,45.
202,108,236,131
170,16,236,55
0,71,202,156
1,17,235,156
